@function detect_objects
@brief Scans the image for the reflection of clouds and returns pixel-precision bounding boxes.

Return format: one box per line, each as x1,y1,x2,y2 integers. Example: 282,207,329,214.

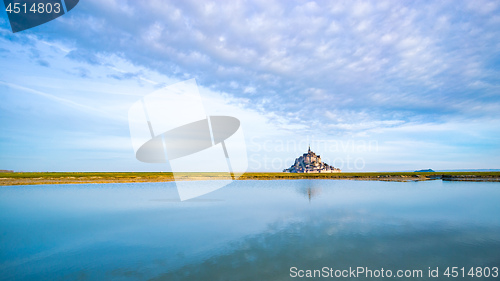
152,213,500,281
3,180,500,280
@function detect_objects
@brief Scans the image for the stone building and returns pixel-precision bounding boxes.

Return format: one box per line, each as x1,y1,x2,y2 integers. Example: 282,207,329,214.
283,146,341,173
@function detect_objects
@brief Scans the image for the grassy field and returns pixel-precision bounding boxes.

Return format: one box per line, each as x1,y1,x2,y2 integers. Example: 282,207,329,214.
1,171,499,186
244,171,500,180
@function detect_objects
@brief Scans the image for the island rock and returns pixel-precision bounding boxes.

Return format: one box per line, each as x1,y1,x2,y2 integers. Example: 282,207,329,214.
283,146,341,173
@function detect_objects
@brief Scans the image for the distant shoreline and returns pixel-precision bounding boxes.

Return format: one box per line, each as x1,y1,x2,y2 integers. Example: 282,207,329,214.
1,171,500,186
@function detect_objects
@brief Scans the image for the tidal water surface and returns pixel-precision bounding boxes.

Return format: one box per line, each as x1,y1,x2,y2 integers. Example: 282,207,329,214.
1,180,500,280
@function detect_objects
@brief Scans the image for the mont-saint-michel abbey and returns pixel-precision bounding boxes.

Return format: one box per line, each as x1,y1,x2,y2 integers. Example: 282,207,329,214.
283,146,341,173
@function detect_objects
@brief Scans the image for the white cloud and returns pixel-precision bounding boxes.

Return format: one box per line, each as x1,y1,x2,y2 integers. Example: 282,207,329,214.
1,0,499,171
243,86,256,94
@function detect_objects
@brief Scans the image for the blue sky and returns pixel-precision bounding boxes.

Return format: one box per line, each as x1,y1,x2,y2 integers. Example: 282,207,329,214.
0,0,499,172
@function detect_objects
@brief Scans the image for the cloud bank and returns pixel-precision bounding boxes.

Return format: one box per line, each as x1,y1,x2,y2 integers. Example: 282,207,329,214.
0,0,499,171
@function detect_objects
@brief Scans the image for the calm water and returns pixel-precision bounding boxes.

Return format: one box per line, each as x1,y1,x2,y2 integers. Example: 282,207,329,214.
1,180,500,280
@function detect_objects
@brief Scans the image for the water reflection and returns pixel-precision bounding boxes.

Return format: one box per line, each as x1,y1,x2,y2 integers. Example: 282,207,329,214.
0,180,499,280
152,212,500,281
296,180,322,202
